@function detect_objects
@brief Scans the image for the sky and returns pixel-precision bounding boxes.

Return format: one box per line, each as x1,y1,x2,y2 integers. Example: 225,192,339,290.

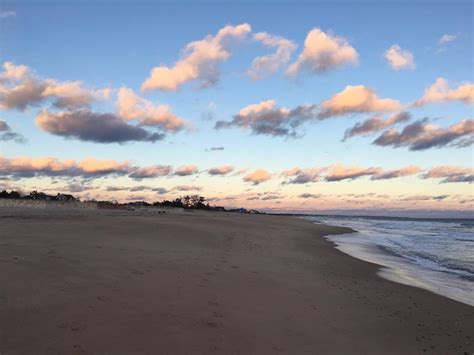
0,0,473,216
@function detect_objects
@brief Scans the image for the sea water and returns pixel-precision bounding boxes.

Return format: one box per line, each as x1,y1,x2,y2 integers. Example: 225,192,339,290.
303,215,474,306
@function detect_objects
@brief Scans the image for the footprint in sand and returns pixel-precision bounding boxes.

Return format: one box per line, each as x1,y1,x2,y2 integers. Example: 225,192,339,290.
208,301,219,307
213,311,224,318
69,321,84,332
73,344,86,354
205,321,218,328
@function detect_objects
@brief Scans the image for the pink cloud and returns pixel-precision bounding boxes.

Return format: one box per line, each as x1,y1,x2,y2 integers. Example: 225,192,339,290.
243,169,272,185
141,24,251,92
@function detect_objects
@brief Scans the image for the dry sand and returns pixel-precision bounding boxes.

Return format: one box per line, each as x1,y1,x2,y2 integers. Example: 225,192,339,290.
0,203,472,354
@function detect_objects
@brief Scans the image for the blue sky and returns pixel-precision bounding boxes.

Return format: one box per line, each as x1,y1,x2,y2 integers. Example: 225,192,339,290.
0,0,472,214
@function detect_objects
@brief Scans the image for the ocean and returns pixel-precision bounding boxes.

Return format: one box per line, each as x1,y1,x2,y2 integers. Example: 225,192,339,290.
302,215,474,306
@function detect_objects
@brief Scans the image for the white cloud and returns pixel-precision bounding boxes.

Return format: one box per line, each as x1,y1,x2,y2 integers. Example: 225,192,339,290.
141,23,251,92
215,99,318,137
0,62,111,111
319,85,402,118
117,87,186,132
247,32,297,80
286,28,358,76
414,77,474,106
438,34,457,45
0,62,28,82
384,45,415,70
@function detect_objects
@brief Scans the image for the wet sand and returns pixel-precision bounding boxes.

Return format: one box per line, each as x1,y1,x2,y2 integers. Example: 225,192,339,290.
0,203,472,354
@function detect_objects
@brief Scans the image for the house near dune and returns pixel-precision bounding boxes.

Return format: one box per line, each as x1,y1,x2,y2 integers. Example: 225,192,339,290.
55,193,77,202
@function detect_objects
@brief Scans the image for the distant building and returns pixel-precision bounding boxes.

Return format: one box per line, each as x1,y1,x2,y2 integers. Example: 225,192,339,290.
55,193,77,202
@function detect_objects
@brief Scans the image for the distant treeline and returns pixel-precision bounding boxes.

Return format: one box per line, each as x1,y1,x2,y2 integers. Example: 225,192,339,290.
0,190,262,214
0,190,77,202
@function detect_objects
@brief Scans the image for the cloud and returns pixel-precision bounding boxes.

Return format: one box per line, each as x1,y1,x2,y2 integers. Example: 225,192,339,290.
172,185,202,191
373,118,474,150
128,195,150,201
36,109,165,144
106,185,167,194
232,168,247,176
0,11,15,19
247,192,282,201
281,167,324,184
78,158,131,176
0,63,185,143
286,28,358,76
173,165,198,176
384,45,415,70
414,78,474,106
44,81,111,110
299,193,322,199
0,120,25,143
282,164,421,184
0,62,28,82
436,34,457,53
215,99,318,137
128,165,172,179
0,156,75,178
243,169,272,185
438,34,457,45
208,165,234,175
116,87,186,131
205,146,224,151
422,166,473,183
247,32,297,80
61,183,94,193
129,185,168,194
0,155,201,183
0,62,110,111
402,195,449,202
217,86,403,137
324,164,380,182
0,156,131,178
141,23,251,92
371,165,421,180
343,111,411,141
0,77,47,110
106,186,129,192
260,194,281,201
319,85,402,119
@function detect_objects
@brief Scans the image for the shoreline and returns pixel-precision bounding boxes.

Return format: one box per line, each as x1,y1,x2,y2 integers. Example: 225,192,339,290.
305,216,474,307
0,204,472,354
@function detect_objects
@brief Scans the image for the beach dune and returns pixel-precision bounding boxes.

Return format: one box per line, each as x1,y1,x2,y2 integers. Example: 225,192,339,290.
0,204,472,354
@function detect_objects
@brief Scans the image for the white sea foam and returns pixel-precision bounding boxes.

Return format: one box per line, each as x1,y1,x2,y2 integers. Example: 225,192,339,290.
303,215,474,306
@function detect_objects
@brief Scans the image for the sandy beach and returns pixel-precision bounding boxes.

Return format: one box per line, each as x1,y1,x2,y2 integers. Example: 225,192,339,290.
0,203,472,354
